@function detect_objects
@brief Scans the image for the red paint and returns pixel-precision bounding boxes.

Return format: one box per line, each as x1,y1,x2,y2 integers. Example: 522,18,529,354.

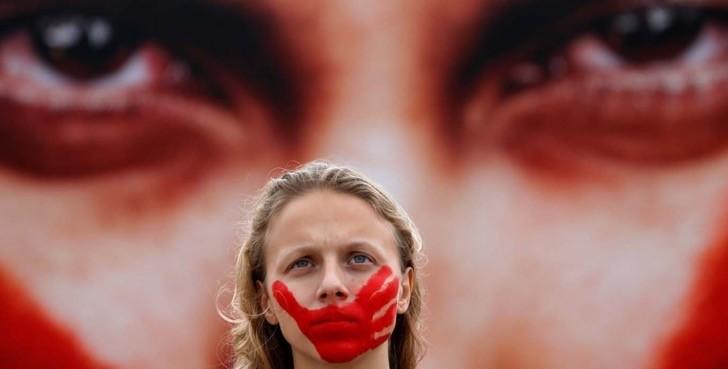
0,270,111,369
655,219,728,369
272,266,399,363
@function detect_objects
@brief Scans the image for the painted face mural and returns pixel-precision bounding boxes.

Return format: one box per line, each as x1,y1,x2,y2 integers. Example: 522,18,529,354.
1,1,728,369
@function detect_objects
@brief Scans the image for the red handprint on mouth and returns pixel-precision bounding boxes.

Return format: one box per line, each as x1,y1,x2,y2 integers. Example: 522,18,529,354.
272,266,400,363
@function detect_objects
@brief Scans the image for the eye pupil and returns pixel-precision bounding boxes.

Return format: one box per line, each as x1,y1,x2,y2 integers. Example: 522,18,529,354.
31,14,137,80
597,6,706,65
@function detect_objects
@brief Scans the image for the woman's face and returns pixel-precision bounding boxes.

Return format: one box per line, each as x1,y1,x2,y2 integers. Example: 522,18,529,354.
261,190,411,365
1,0,728,368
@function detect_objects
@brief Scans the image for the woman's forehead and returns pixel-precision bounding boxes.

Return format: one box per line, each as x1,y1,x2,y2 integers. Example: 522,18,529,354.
264,192,398,261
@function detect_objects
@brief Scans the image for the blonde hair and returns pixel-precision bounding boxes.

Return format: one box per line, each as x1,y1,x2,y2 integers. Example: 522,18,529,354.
229,161,425,369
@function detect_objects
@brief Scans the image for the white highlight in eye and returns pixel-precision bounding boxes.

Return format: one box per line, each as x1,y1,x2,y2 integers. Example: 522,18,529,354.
646,7,674,33
44,18,83,48
88,18,112,45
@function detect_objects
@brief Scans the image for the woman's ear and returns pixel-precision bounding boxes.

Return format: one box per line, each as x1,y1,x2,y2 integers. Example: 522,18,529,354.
397,267,414,314
257,280,279,325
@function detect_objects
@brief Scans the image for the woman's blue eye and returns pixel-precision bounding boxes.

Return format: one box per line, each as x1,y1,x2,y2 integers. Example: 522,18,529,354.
291,258,312,269
350,254,372,264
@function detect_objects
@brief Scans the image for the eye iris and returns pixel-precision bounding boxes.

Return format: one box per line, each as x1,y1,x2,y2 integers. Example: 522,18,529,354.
30,13,138,80
352,255,367,264
295,259,310,268
596,6,706,64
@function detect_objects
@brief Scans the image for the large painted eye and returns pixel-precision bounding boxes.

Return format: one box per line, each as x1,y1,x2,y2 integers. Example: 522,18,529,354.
592,7,706,65
0,4,297,180
29,13,140,81
459,4,728,173
0,14,182,106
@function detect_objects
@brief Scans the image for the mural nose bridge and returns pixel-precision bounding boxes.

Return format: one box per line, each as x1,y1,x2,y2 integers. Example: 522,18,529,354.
304,113,430,209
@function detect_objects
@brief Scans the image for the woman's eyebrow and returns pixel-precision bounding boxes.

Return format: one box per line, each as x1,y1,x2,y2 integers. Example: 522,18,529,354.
342,241,379,251
341,241,387,259
278,245,317,263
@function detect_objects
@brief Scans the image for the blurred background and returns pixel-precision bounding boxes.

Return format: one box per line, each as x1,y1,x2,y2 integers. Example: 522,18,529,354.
1,0,727,368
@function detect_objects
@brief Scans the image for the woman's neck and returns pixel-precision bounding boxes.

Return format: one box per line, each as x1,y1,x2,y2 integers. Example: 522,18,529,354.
292,342,390,369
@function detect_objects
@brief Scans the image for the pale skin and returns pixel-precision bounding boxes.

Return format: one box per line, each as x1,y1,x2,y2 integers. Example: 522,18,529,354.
1,0,727,368
260,190,413,369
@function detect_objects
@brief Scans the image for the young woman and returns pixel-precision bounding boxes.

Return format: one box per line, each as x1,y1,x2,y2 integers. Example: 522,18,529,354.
230,161,426,369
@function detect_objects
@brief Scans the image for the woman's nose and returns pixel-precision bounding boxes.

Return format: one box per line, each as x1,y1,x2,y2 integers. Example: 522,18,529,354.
316,265,350,304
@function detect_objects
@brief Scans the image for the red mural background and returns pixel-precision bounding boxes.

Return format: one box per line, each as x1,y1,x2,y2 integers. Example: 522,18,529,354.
1,1,727,368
